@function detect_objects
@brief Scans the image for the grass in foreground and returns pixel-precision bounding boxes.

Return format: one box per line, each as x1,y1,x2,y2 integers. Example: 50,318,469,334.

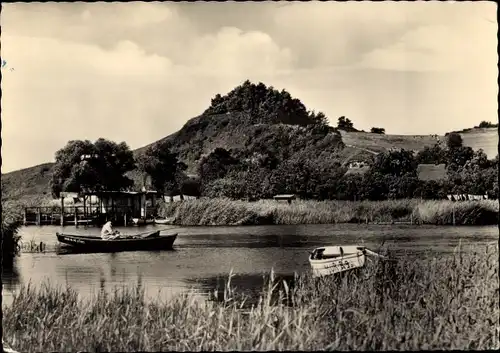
159,198,499,226
3,244,499,351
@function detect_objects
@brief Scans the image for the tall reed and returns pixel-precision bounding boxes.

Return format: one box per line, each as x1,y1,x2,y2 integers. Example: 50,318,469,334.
3,244,498,351
158,198,498,226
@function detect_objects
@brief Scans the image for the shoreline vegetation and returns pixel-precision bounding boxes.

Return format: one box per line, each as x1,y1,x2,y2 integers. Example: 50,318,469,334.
3,244,499,351
159,198,499,226
2,206,22,265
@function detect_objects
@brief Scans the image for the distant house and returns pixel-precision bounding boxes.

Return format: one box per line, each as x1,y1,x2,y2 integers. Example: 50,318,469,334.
344,164,370,176
417,164,447,181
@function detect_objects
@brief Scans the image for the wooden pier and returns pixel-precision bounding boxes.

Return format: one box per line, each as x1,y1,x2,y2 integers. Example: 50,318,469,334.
23,205,140,226
23,190,158,226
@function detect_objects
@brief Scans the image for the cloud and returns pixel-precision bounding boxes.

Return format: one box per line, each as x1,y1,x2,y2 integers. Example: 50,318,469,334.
0,5,294,172
359,10,498,72
1,2,497,172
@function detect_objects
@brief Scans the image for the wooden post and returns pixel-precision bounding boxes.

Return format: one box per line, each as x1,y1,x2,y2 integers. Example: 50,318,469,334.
23,208,28,226
36,207,41,226
74,207,78,227
60,196,65,226
83,195,87,220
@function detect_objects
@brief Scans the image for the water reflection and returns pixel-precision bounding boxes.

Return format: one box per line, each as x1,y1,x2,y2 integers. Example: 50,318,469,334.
187,272,299,307
2,224,497,306
2,258,20,291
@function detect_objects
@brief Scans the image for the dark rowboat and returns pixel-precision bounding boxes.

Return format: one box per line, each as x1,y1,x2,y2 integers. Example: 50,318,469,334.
56,231,177,253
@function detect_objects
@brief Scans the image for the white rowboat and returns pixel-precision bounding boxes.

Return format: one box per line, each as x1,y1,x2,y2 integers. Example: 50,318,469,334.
154,217,174,225
309,245,384,278
131,218,155,225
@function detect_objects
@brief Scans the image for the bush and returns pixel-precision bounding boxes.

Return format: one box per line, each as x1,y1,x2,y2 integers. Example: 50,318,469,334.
1,205,23,264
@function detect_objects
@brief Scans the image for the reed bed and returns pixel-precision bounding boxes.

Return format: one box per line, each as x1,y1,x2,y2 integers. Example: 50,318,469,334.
3,244,499,351
159,198,498,226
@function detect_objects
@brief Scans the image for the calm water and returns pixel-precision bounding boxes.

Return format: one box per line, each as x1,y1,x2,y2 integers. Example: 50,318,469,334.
2,224,498,306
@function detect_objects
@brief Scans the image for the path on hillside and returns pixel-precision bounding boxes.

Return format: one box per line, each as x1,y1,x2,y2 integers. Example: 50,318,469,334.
345,144,379,155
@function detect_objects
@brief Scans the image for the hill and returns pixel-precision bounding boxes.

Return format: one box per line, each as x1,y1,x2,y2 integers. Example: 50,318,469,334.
1,163,54,205
458,128,498,160
2,81,497,204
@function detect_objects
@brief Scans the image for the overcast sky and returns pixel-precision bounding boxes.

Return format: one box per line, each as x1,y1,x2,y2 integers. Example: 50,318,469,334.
1,1,497,172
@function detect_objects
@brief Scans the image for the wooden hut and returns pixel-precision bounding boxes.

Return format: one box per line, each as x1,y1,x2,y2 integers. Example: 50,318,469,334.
273,194,296,204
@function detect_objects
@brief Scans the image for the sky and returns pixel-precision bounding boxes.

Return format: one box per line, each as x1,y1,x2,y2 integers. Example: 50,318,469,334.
1,1,498,173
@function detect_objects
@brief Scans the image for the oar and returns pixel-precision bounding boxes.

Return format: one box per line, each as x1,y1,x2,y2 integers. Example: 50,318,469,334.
121,227,181,239
365,249,387,259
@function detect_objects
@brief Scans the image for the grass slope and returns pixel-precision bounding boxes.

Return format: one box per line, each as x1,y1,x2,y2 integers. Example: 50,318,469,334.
340,131,442,154
459,128,498,160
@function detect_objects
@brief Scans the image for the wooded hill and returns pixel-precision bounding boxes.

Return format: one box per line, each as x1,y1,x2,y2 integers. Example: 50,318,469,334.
2,80,498,204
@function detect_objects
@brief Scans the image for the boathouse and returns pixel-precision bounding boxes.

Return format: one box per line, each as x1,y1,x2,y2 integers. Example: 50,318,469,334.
23,190,158,226
77,189,158,224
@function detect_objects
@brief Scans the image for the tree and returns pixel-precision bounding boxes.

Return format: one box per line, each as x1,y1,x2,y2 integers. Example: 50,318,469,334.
416,144,447,165
203,80,324,127
179,176,201,198
309,111,329,126
415,180,449,200
136,140,183,197
359,171,390,201
337,116,355,131
446,146,475,172
447,150,498,196
446,132,463,149
370,127,386,134
336,174,364,200
370,149,418,177
50,138,135,197
198,148,239,193
478,121,497,128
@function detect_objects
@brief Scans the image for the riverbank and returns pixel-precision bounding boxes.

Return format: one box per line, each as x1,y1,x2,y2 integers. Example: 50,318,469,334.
2,205,22,265
158,198,499,226
3,244,498,351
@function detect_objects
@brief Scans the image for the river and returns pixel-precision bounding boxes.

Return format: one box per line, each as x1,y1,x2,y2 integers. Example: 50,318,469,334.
2,224,498,307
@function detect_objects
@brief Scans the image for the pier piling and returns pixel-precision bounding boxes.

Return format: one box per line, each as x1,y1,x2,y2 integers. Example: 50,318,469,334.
36,208,41,226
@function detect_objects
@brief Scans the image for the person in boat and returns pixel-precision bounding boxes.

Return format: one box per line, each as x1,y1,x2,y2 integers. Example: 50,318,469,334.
101,221,121,240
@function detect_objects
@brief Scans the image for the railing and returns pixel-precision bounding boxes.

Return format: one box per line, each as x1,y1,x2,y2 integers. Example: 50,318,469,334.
23,205,156,226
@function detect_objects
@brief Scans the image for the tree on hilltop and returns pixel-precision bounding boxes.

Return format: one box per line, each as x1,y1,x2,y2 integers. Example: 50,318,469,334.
203,80,330,127
478,121,498,128
370,127,385,134
337,116,357,132
50,138,135,198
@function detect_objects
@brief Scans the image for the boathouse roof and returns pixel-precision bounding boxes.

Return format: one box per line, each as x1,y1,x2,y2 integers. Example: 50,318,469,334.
75,190,158,197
